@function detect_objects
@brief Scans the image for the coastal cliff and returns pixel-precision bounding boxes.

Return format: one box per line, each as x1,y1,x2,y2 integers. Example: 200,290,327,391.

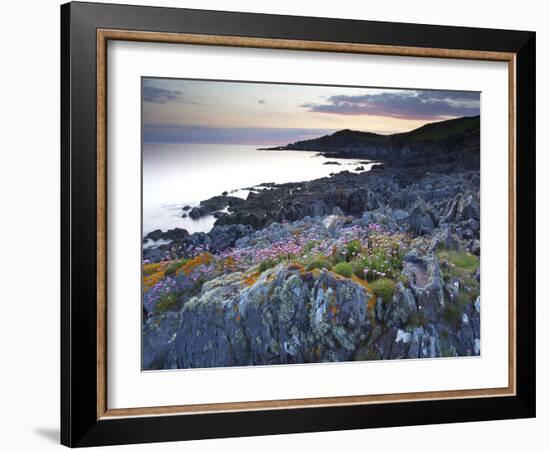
142,115,481,370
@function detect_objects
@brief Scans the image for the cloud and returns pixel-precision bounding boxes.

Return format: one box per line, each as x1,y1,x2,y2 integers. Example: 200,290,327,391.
142,85,186,104
302,90,480,120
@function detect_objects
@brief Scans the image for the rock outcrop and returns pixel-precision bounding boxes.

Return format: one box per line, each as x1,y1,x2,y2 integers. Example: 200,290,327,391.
143,249,480,369
171,265,375,369
142,115,482,370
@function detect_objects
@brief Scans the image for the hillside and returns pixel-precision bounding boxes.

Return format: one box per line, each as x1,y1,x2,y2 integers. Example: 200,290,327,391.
270,115,480,167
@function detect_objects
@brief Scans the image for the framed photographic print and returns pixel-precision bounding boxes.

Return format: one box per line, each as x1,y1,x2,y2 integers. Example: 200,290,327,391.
61,1,536,447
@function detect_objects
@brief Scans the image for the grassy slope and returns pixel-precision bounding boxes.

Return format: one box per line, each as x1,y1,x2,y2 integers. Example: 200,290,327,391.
287,115,480,149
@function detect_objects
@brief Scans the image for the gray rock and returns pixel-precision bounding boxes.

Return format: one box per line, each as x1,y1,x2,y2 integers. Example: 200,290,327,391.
172,265,375,368
409,202,437,236
142,311,180,370
458,194,480,221
393,209,410,222
383,282,417,327
207,224,253,253
429,228,460,251
469,239,481,256
402,251,445,322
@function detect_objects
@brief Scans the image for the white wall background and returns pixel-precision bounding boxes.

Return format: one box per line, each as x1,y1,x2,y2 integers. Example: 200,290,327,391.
0,1,546,449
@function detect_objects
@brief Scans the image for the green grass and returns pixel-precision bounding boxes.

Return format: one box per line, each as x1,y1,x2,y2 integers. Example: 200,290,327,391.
257,258,276,273
302,240,320,254
333,262,353,278
345,240,362,261
155,292,180,314
402,115,480,144
306,257,332,271
369,278,396,304
437,250,479,271
164,259,189,277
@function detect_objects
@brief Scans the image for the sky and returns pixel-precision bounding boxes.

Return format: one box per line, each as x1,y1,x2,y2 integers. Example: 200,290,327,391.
142,78,480,145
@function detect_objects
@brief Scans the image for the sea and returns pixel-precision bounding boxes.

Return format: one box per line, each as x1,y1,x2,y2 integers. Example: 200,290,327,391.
143,143,377,237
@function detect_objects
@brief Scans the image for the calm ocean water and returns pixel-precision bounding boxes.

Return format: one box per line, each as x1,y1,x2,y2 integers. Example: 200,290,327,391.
143,143,376,235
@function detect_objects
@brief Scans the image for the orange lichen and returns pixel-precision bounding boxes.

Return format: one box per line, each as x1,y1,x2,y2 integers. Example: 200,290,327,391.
314,347,321,359
287,262,304,271
367,296,378,325
143,263,162,276
351,275,374,295
176,252,214,276
243,272,260,286
223,255,237,272
309,268,321,279
367,296,377,311
143,271,164,292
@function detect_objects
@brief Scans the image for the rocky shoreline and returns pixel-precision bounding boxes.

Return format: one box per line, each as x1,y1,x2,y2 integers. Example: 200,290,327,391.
142,116,481,370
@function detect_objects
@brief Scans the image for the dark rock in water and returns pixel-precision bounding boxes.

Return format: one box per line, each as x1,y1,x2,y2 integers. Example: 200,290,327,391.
189,206,209,220
355,165,365,171
181,213,187,218
189,195,245,220
171,265,375,368
201,195,244,211
222,191,228,196
182,205,191,211
323,161,340,165
212,211,227,219
145,229,164,242
145,227,189,242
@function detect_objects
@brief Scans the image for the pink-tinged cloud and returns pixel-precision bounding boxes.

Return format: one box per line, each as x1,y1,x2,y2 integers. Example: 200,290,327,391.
302,90,480,120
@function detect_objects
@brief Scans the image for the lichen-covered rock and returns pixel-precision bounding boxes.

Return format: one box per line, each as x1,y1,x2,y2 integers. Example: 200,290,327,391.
142,311,180,370
429,228,460,252
171,264,375,368
357,250,480,361
401,250,445,322
383,282,417,328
